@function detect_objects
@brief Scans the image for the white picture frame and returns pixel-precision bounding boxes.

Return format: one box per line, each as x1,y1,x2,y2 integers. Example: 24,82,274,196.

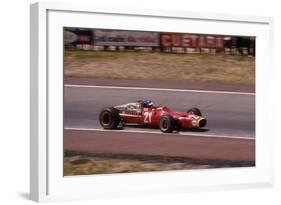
30,2,274,202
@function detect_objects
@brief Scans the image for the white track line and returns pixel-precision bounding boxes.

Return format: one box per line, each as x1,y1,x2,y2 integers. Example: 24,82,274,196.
64,84,255,95
64,127,255,140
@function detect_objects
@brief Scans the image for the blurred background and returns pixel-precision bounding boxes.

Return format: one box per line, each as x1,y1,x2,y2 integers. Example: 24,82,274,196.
64,28,255,86
64,28,255,56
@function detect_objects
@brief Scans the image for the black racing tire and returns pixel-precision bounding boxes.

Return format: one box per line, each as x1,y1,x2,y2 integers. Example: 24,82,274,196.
187,107,202,116
99,107,120,129
159,115,176,133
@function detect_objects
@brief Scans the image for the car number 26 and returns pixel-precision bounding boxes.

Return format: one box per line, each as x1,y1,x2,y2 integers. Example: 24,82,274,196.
144,111,152,123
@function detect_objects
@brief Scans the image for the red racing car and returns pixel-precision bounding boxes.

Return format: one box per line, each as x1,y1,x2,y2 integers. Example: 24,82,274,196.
99,100,207,133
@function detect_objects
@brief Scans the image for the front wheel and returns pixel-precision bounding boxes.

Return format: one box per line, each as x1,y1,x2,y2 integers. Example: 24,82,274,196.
159,115,176,133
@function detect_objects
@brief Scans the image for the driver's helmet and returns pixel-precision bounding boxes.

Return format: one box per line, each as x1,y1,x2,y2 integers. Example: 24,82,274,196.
142,99,153,108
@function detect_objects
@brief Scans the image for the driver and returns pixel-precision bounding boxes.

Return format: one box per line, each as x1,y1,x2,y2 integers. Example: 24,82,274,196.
142,99,154,108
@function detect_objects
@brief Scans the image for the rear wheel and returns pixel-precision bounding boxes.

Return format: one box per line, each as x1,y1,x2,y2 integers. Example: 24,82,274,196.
187,107,202,116
99,107,120,129
159,115,175,133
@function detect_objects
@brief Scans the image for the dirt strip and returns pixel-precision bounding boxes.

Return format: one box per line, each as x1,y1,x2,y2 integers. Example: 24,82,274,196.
64,129,255,162
64,77,255,93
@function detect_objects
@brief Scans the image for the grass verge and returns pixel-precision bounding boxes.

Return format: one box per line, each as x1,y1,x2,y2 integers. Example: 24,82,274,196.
64,152,255,176
64,50,255,85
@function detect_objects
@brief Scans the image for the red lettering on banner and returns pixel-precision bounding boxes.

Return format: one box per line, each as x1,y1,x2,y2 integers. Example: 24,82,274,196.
206,36,215,48
128,35,135,42
198,36,206,47
190,35,199,48
216,37,223,48
182,34,191,47
171,34,181,47
161,34,171,47
160,34,224,48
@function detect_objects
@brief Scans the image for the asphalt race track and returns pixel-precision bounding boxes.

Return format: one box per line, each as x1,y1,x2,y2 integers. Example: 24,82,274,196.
63,78,255,162
64,129,255,162
64,82,255,138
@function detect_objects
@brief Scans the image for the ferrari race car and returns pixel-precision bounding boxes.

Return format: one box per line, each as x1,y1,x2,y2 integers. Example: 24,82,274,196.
99,100,207,133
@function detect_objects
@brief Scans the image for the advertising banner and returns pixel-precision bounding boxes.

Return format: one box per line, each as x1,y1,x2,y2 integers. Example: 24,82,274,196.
94,30,159,47
160,34,224,49
64,29,93,45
